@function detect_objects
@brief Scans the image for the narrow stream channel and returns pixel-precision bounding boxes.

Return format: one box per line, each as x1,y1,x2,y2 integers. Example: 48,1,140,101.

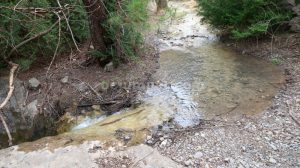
71,0,284,132
0,0,285,148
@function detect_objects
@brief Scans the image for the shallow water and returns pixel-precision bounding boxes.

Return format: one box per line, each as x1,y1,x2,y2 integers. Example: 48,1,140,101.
71,0,284,134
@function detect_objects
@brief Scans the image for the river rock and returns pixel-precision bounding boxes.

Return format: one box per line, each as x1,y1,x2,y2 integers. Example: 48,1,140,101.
0,75,46,148
28,78,40,90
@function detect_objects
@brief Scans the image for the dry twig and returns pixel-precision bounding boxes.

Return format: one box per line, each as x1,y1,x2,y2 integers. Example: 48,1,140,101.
0,62,19,146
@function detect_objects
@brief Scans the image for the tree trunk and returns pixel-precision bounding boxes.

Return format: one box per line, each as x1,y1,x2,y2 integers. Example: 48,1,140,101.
156,0,168,12
82,0,107,52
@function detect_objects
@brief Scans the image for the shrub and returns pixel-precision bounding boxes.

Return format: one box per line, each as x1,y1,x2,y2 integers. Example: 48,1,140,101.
0,0,89,70
197,0,293,39
102,0,149,64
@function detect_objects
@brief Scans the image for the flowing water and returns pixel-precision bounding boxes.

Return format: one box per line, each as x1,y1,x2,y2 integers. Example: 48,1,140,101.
2,1,284,149
70,0,284,135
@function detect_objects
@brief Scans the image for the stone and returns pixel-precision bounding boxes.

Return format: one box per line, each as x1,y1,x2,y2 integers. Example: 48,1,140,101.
146,135,152,140
160,140,168,148
25,100,39,120
92,105,101,111
193,152,203,159
89,44,95,50
146,140,153,144
28,78,40,90
61,76,69,84
269,157,277,164
104,62,114,72
0,144,183,168
184,160,192,166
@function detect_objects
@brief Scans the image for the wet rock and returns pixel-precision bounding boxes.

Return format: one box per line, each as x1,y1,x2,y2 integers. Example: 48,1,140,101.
28,78,40,90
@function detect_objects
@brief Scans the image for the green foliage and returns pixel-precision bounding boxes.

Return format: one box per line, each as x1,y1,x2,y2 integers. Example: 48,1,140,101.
197,0,293,39
0,0,89,69
102,0,149,63
271,58,281,65
0,0,148,69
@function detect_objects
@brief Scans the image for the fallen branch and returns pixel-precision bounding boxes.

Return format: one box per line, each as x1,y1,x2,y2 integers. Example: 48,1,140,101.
0,62,18,109
0,112,13,146
0,62,19,146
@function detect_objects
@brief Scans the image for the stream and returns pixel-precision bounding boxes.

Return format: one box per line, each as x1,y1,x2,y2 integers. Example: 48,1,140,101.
0,0,285,148
70,0,284,135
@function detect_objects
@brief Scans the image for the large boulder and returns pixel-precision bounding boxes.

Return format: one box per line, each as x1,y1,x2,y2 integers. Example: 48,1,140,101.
0,143,183,168
0,75,42,148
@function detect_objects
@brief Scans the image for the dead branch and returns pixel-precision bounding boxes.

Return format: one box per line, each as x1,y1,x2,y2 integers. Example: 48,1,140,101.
0,62,19,146
0,62,18,109
57,0,80,51
0,112,13,146
46,11,62,78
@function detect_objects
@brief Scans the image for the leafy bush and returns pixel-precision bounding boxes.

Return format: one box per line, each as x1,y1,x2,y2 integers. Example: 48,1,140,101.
0,0,89,70
197,0,293,39
102,0,149,64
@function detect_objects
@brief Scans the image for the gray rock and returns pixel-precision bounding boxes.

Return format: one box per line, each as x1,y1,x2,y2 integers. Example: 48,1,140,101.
269,157,277,164
184,160,193,166
0,143,183,168
24,100,39,120
104,62,114,72
28,78,40,90
193,152,203,159
61,76,69,84
92,105,101,111
160,140,168,148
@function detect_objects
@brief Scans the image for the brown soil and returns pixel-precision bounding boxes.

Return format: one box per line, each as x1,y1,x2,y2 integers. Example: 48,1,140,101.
17,41,159,117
